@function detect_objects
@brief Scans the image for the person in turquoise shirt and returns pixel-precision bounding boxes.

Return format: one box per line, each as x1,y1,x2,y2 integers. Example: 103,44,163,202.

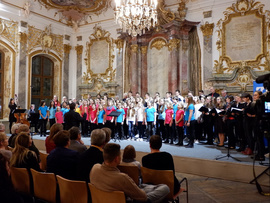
48,100,56,128
97,105,105,128
184,96,196,148
116,103,125,139
38,100,48,137
144,101,156,140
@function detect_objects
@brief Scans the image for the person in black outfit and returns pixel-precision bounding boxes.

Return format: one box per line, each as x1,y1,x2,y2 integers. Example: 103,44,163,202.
142,135,180,195
76,129,106,182
47,130,79,180
207,87,220,98
8,98,17,134
64,102,83,130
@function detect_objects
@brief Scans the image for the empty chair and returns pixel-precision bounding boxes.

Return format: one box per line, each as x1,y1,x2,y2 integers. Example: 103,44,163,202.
89,183,126,203
56,175,88,203
117,164,140,185
39,151,48,171
30,169,57,203
141,167,188,203
10,167,32,195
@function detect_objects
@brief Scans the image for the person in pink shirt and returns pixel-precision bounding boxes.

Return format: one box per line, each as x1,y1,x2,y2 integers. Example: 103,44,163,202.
164,103,174,144
90,103,97,133
104,99,116,139
55,106,63,125
175,103,185,146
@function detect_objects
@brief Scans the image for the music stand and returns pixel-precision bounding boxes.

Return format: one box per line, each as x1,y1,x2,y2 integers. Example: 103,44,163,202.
108,111,122,142
14,109,27,114
216,146,241,162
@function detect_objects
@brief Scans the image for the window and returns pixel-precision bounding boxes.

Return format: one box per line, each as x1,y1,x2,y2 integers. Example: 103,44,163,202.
31,55,54,110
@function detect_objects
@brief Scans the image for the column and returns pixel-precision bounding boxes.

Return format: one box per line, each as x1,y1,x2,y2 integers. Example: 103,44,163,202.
18,32,27,108
75,45,83,99
200,22,214,84
63,44,71,97
140,46,148,96
168,38,180,93
115,39,124,98
180,37,189,94
130,44,138,93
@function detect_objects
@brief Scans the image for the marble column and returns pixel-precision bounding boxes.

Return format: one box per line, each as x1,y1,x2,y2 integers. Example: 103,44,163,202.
130,44,138,93
140,46,148,96
115,39,124,98
18,32,27,108
63,44,71,97
180,38,189,94
168,39,180,93
200,22,214,84
75,45,83,99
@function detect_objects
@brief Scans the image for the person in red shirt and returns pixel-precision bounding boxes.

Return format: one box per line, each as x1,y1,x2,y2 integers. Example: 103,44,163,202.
55,106,63,125
80,100,89,137
175,103,184,146
164,103,174,144
90,103,98,134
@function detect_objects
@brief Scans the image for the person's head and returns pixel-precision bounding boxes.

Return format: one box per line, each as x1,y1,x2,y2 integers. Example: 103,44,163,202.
216,96,223,104
62,96,67,102
123,145,136,161
40,100,46,107
175,90,180,96
53,130,70,148
17,124,30,134
166,92,172,98
186,95,194,106
11,123,21,135
177,102,184,110
145,93,150,99
62,102,67,108
128,91,133,97
210,87,215,94
49,123,63,140
15,132,32,149
0,123,5,132
166,102,173,109
69,102,75,110
9,98,15,105
159,98,165,105
221,90,227,97
92,103,96,110
149,135,162,150
226,95,235,103
199,90,204,96
69,126,81,141
56,106,61,112
91,129,106,146
50,100,55,108
102,127,111,144
53,95,58,101
0,132,8,148
103,143,121,165
253,91,262,101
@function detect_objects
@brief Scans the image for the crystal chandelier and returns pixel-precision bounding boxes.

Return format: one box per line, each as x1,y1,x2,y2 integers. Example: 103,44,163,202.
114,0,158,37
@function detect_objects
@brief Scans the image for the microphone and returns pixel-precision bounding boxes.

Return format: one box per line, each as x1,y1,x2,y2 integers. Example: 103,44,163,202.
256,73,270,84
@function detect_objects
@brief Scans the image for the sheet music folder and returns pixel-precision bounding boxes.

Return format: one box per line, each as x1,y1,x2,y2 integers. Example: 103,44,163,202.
108,111,121,117
14,109,27,114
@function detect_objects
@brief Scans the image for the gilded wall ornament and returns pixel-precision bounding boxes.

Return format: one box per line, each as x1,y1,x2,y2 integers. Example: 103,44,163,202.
84,25,115,84
215,0,269,74
19,32,28,44
150,38,167,51
141,46,148,55
168,39,180,51
178,0,188,21
200,22,214,37
130,44,138,53
64,44,72,54
0,18,18,46
157,0,176,26
75,45,83,55
114,39,124,54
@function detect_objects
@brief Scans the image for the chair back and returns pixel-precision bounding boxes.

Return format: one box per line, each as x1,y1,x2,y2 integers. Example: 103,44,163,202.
89,183,126,203
30,169,57,203
10,167,32,195
7,146,13,151
39,151,48,171
117,164,140,185
56,175,88,203
141,167,174,200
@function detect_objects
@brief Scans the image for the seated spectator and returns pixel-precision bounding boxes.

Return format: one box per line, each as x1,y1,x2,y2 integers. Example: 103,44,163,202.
121,145,141,170
142,135,180,195
10,132,41,171
47,130,79,180
68,126,87,154
0,154,24,203
90,143,169,203
0,123,5,133
8,123,20,148
101,127,111,143
77,129,106,182
0,132,12,161
45,123,63,154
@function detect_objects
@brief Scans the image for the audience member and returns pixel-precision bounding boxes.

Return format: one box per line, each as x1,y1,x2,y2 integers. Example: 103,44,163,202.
0,132,12,161
47,130,79,180
91,143,169,203
121,145,141,169
8,123,20,147
10,132,41,171
77,129,106,182
68,126,87,154
0,154,24,203
0,123,5,133
142,135,181,195
45,123,63,154
101,127,112,143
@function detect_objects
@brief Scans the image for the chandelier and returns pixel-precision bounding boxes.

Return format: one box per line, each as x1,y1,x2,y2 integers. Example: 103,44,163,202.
114,0,158,37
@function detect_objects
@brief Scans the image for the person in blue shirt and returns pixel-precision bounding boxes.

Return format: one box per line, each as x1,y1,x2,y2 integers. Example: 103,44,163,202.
97,104,105,128
184,96,196,148
144,101,156,141
172,97,179,144
38,100,48,137
157,99,166,139
48,100,56,128
115,103,125,139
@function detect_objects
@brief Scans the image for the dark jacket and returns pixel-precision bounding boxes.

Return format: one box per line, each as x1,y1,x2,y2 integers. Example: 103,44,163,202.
64,110,83,130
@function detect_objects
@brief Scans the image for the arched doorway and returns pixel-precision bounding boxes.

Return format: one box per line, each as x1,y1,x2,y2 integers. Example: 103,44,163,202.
31,55,54,110
0,51,3,118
